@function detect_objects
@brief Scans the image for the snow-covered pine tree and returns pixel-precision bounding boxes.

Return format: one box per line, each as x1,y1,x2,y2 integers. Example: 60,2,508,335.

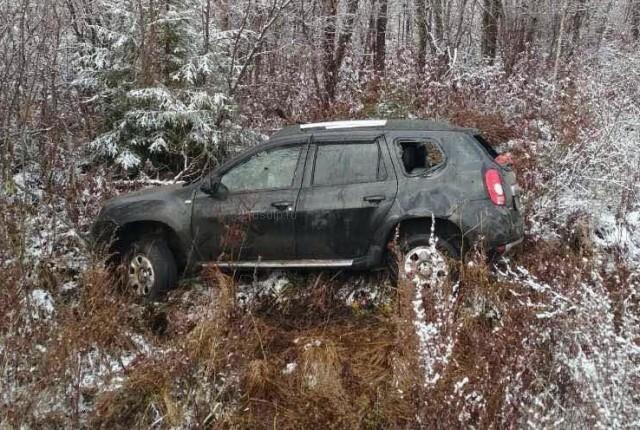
70,0,235,175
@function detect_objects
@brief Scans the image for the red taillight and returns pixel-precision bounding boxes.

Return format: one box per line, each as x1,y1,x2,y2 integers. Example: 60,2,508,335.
484,168,506,206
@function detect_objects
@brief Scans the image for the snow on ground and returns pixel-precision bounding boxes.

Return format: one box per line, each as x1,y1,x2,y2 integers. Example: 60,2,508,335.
27,289,56,321
78,333,155,391
236,270,393,310
411,278,457,387
494,258,640,428
594,210,640,268
236,271,293,307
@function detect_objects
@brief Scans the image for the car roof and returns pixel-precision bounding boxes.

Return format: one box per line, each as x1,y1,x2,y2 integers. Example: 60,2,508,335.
271,119,478,139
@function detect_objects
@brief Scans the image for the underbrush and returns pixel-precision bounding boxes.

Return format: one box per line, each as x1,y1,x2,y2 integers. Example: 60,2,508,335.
86,269,417,429
1,222,638,428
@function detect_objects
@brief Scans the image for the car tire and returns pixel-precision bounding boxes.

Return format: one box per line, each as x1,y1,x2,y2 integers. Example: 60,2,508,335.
125,236,177,301
387,233,461,286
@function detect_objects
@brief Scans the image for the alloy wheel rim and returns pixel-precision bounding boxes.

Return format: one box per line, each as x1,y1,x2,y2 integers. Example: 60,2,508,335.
129,254,155,296
402,245,449,288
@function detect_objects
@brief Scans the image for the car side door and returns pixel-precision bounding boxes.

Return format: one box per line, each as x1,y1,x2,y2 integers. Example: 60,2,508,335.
295,135,398,259
191,140,308,263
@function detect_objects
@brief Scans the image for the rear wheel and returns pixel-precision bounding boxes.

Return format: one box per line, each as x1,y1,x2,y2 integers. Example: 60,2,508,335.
125,237,177,301
388,233,460,288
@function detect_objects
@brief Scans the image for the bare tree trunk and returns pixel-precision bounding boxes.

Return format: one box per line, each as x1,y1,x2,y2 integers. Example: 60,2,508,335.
162,0,172,81
334,0,358,71
361,6,376,71
596,0,614,51
322,0,359,104
203,0,211,53
373,0,387,73
415,0,427,71
321,0,338,104
139,0,157,86
451,0,469,50
405,0,412,47
226,0,292,97
572,0,587,48
632,0,640,40
481,0,500,61
219,0,229,31
432,0,444,50
553,0,569,96
526,15,537,48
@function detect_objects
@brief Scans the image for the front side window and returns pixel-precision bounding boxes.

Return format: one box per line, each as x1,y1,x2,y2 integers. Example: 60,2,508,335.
313,142,385,187
221,146,301,192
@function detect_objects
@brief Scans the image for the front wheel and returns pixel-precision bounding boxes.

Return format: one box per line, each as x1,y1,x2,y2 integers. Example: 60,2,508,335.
125,237,177,301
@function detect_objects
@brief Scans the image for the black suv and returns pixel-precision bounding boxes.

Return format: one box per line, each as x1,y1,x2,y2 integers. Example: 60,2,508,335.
92,120,524,299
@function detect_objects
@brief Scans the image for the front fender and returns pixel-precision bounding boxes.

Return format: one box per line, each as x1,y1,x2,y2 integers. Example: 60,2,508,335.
91,198,193,252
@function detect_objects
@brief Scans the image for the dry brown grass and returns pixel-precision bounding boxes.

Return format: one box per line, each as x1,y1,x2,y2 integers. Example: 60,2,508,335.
222,319,419,429
92,359,181,429
186,266,421,429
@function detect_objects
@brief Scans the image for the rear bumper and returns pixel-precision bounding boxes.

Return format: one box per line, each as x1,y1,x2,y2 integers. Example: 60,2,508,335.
455,199,524,251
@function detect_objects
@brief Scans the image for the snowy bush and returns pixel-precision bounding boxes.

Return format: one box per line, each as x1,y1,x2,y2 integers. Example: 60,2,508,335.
522,43,640,268
70,0,236,173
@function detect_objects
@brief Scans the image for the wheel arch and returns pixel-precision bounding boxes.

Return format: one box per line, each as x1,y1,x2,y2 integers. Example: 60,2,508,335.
113,221,187,271
387,216,465,253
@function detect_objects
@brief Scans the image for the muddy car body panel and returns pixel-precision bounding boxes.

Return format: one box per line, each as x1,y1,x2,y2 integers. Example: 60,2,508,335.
190,135,311,263
92,120,525,277
91,184,196,268
294,131,398,259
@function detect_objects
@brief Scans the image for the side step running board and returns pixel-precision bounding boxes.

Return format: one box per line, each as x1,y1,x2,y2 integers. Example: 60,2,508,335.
209,259,354,269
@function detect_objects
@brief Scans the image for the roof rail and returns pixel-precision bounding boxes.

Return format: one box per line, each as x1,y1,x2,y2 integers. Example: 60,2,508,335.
299,120,387,130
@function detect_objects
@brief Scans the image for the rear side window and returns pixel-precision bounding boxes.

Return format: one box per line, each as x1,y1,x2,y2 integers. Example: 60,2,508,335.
313,142,386,186
397,140,445,175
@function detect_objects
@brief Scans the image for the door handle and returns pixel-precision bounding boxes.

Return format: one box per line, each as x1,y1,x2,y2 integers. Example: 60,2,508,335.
271,201,292,211
363,195,386,204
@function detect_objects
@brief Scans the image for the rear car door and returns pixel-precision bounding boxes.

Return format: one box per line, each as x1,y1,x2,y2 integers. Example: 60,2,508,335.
295,135,397,259
191,140,308,262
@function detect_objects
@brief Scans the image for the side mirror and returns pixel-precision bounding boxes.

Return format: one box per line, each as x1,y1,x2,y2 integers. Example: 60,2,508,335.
200,175,220,195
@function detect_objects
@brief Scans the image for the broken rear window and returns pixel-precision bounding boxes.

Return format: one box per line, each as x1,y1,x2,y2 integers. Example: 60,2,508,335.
396,140,445,175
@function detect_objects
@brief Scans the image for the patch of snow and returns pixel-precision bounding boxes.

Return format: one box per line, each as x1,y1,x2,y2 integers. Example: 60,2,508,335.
7,171,44,202
303,339,322,351
336,275,392,310
60,281,78,292
453,377,469,395
593,210,640,268
412,279,457,387
282,362,297,374
78,333,154,391
27,289,55,320
236,271,292,306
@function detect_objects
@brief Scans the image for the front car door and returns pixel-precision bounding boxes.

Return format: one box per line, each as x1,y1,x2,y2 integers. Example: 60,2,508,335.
295,134,398,259
191,140,308,263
